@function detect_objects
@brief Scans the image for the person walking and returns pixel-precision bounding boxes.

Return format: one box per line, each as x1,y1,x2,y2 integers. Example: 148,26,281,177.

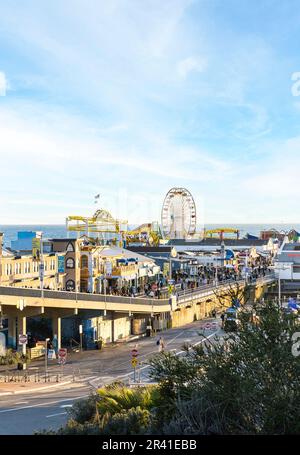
220,312,225,329
157,336,165,352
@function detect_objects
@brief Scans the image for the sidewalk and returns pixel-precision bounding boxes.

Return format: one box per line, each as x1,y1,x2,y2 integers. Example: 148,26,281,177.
0,377,75,396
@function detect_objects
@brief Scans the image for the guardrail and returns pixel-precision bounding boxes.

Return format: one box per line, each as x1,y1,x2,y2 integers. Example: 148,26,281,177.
0,286,170,307
176,274,275,303
0,274,275,310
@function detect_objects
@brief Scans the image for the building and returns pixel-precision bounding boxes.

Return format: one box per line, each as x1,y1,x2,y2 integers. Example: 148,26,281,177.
0,233,64,290
11,231,42,254
168,238,277,254
274,241,300,293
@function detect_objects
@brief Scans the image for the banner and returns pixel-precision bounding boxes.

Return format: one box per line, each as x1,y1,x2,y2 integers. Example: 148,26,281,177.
58,255,65,273
32,238,41,260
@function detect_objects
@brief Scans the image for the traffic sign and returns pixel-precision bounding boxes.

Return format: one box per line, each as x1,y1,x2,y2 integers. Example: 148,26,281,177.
131,348,138,358
58,356,66,365
131,358,138,368
58,348,67,358
18,334,28,345
58,348,67,365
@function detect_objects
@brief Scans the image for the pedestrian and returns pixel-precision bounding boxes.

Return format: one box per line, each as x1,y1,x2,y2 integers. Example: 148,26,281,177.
220,312,225,329
157,336,165,352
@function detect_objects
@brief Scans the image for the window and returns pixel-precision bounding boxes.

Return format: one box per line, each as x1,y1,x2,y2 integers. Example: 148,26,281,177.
66,258,75,269
66,279,75,291
81,255,88,268
66,242,74,252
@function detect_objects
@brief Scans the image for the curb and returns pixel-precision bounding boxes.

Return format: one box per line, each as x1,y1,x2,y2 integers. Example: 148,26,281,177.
0,380,72,396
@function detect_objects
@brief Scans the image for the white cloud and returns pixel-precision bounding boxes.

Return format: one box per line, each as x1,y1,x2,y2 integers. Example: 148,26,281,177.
0,71,8,96
177,56,207,79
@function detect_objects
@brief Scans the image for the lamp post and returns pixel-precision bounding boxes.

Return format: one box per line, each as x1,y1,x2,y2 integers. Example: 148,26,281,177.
45,337,50,380
39,232,44,301
79,324,83,352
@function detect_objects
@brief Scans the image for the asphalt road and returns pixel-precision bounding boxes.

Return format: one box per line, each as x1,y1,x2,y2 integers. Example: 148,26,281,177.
0,318,221,435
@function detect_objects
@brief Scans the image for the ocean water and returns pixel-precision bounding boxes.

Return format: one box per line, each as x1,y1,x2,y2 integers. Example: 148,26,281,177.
1,224,300,248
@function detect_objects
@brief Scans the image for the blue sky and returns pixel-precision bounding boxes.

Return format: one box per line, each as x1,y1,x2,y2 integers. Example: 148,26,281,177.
1,0,300,225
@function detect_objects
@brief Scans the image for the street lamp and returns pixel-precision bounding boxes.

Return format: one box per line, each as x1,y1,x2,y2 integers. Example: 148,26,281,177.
79,324,83,352
39,232,44,301
45,337,50,380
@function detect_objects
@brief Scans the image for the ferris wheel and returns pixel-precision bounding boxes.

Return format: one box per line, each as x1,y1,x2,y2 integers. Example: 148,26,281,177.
161,187,197,239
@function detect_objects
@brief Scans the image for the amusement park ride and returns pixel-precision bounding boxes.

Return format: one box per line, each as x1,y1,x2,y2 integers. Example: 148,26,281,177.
66,188,241,245
203,228,240,241
66,210,162,247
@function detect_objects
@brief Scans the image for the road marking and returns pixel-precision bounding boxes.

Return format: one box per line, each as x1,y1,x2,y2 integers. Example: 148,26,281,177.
14,401,29,405
60,404,72,408
46,411,67,418
0,394,90,414
103,330,220,380
165,330,185,345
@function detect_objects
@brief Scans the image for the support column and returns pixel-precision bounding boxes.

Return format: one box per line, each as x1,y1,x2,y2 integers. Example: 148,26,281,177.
17,315,27,355
52,316,61,351
8,317,16,349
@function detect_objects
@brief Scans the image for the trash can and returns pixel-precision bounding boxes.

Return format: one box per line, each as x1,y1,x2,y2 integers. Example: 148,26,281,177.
146,325,152,337
17,362,26,371
97,339,103,350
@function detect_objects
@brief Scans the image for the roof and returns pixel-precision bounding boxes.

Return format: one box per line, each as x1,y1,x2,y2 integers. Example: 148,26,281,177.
280,243,300,251
49,238,77,242
127,246,174,253
94,246,154,264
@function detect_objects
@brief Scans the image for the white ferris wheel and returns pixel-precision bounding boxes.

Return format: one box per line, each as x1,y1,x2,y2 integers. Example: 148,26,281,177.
161,187,197,239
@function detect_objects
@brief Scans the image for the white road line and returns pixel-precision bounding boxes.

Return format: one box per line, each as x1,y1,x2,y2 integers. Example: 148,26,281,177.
0,394,90,414
46,412,67,418
115,330,220,378
14,401,29,405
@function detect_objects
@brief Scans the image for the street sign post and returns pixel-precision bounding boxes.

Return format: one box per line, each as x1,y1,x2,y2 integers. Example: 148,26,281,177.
131,347,139,382
18,334,28,345
58,348,67,364
18,334,28,356
58,348,67,377
131,358,138,367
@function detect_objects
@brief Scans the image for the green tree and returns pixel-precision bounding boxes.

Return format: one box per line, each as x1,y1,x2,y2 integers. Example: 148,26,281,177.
149,300,300,434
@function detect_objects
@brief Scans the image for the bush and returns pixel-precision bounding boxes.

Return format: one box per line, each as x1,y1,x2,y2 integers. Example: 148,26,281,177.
68,393,100,424
103,407,151,435
0,349,30,365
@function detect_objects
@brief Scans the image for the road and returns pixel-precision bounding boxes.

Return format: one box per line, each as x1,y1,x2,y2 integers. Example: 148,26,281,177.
0,318,221,435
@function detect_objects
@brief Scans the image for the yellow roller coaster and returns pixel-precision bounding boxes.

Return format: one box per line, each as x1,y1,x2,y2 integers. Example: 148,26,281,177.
204,228,240,241
66,209,128,234
66,210,162,246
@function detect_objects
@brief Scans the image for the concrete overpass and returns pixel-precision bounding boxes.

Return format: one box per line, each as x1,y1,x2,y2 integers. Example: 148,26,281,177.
0,274,275,350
